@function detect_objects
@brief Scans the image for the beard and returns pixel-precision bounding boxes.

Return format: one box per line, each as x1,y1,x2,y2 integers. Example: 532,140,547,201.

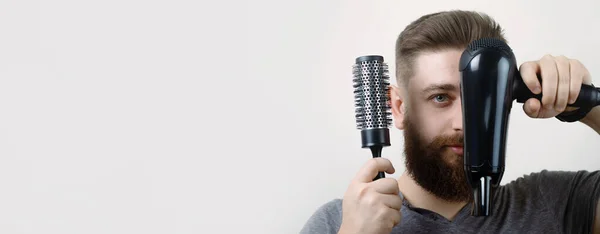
403,113,471,203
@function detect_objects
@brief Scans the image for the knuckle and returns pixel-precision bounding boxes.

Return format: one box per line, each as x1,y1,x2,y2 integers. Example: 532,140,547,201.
519,61,532,70
542,54,554,60
380,180,394,192
365,158,377,169
383,177,394,184
571,60,589,79
380,158,392,170
357,185,370,199
368,157,378,164
376,206,388,218
386,180,400,193
556,55,568,61
557,56,569,66
364,193,378,206
570,59,582,68
379,157,390,164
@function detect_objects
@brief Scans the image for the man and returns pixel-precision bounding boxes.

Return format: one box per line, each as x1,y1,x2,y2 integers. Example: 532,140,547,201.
300,10,600,234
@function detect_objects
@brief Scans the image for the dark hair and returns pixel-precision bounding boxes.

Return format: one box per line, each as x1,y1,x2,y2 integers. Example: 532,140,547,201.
395,10,507,86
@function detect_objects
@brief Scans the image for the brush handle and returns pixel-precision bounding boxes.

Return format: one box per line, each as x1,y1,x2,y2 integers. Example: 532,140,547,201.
370,146,385,180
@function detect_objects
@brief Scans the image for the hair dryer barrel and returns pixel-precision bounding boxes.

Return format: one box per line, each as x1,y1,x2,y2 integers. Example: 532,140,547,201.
459,38,513,216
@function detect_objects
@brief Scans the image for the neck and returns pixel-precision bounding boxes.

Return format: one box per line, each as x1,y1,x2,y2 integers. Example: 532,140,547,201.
397,171,468,221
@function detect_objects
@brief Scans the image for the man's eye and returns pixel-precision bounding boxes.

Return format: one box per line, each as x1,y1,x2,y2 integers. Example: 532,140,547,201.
433,95,448,102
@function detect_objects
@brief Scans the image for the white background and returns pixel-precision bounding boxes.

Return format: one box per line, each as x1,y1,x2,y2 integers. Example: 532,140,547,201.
1,0,599,233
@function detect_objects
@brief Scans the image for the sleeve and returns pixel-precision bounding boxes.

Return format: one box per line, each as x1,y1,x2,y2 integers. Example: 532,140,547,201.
299,199,343,234
536,170,600,234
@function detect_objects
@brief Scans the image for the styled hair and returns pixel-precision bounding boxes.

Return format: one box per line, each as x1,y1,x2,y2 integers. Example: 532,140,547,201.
395,10,507,86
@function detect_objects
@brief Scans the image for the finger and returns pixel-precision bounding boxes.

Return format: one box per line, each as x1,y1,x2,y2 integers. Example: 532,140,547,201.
554,55,570,112
583,65,593,85
378,194,403,210
384,208,402,227
523,98,541,118
568,59,584,104
355,158,395,183
370,178,400,195
519,61,542,94
539,55,558,109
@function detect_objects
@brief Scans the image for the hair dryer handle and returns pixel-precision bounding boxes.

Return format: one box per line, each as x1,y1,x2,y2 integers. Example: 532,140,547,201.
513,74,600,107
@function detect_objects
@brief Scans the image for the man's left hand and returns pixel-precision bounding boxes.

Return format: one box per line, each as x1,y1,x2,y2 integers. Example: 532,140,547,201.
519,54,592,118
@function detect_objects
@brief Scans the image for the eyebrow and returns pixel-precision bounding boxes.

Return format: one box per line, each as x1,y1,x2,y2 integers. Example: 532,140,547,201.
422,84,459,94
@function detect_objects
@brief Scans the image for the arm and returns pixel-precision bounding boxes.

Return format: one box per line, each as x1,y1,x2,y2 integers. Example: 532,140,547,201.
581,106,600,134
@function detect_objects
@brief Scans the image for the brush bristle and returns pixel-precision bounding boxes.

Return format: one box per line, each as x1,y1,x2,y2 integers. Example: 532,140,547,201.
352,56,392,130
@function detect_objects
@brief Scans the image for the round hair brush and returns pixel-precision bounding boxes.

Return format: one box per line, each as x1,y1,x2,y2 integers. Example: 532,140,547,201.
352,55,393,180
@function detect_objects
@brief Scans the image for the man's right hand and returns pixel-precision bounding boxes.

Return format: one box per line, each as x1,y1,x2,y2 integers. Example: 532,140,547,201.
338,158,403,234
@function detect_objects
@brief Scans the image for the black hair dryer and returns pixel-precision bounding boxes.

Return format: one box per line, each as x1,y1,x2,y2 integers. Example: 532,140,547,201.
459,38,600,216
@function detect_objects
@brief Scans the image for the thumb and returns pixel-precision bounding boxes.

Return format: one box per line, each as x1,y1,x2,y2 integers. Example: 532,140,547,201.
523,98,541,118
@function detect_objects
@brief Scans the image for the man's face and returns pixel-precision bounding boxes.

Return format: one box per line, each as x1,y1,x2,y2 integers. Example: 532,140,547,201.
392,48,471,202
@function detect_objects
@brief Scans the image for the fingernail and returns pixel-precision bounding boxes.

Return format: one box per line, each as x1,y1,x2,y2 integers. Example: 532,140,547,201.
534,86,541,94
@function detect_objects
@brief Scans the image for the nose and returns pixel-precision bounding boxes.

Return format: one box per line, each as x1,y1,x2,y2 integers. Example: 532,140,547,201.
452,99,463,132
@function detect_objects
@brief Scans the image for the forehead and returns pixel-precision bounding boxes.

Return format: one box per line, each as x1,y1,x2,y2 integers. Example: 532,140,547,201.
410,49,464,88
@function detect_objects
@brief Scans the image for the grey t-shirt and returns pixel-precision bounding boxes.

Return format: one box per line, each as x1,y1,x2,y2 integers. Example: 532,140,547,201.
300,170,600,234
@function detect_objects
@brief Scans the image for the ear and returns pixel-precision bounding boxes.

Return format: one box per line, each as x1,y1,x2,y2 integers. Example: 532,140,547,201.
389,85,406,130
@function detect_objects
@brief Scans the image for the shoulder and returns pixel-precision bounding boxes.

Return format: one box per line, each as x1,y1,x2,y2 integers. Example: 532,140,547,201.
510,169,600,188
299,199,343,234
503,169,598,187
320,198,343,213
513,170,600,233
310,199,343,220
500,169,600,202
497,170,581,202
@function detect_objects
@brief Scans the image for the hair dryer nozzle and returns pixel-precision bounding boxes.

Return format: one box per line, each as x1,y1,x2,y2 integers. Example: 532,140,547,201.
472,175,492,216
